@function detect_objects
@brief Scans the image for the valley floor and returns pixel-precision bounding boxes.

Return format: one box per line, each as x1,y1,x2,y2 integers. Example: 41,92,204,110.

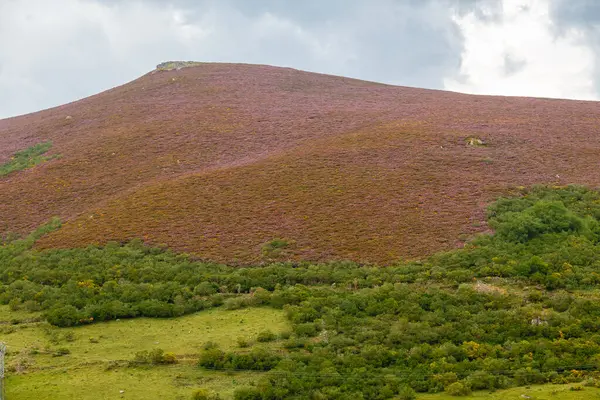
2,306,287,399
2,305,598,400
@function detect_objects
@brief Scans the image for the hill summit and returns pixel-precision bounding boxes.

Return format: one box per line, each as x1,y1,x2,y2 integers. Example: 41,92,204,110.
1,62,599,264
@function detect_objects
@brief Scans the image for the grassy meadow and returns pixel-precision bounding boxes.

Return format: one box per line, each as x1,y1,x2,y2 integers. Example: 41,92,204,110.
421,385,600,400
2,306,288,399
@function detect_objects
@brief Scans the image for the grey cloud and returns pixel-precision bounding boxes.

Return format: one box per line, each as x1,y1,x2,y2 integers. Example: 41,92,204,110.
0,0,495,119
549,0,600,97
503,54,527,76
550,0,600,28
453,0,503,22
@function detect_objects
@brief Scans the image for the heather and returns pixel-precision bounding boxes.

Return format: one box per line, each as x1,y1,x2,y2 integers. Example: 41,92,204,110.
2,63,600,263
5,187,600,398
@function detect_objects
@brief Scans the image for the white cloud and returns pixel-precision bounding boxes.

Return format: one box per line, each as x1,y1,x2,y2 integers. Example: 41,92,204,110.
445,0,597,100
0,0,205,118
0,0,463,119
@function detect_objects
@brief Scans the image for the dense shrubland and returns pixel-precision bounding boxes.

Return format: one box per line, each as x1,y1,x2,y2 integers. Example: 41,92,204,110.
4,186,600,398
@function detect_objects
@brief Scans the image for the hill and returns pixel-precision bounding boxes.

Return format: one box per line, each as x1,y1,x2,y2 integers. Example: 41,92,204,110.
2,62,600,263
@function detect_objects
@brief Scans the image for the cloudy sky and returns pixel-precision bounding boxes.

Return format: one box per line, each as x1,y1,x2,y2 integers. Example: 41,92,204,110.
0,0,599,119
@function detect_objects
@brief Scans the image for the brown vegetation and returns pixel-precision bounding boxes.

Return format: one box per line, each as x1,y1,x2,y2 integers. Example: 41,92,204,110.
1,63,600,263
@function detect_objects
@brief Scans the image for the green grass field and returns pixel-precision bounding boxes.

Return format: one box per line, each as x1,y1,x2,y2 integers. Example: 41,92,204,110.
1,306,289,399
7,365,265,399
420,384,600,399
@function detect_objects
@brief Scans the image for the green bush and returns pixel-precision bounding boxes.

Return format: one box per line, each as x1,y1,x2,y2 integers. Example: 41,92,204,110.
466,370,495,390
490,199,584,243
278,331,291,340
203,341,218,350
44,305,88,327
397,385,416,400
228,347,280,371
162,352,177,364
191,389,221,400
294,322,318,337
233,387,262,400
131,348,176,365
224,297,248,310
198,348,225,369
261,238,291,259
445,382,472,396
192,389,210,400
256,330,276,342
194,282,217,296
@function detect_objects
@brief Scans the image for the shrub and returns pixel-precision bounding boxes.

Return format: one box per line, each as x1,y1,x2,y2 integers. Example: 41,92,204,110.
283,337,307,349
227,347,280,371
131,348,176,365
527,290,544,302
294,322,318,337
149,349,166,364
132,350,150,364
86,300,137,321
233,387,262,400
198,348,225,369
252,287,271,304
446,382,472,396
397,385,416,400
514,368,544,386
261,238,292,259
224,297,248,310
467,370,495,390
192,389,210,400
162,352,177,364
192,389,221,400
8,354,32,373
490,201,583,243
203,341,218,350
237,337,250,348
23,300,41,312
136,300,176,318
278,331,291,340
194,282,217,296
44,305,87,327
210,294,224,307
435,372,458,388
583,378,600,387
52,347,70,357
8,298,20,311
256,330,276,342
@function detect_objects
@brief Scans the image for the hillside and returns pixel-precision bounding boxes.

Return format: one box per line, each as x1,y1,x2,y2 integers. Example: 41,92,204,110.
6,186,600,398
2,62,600,263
